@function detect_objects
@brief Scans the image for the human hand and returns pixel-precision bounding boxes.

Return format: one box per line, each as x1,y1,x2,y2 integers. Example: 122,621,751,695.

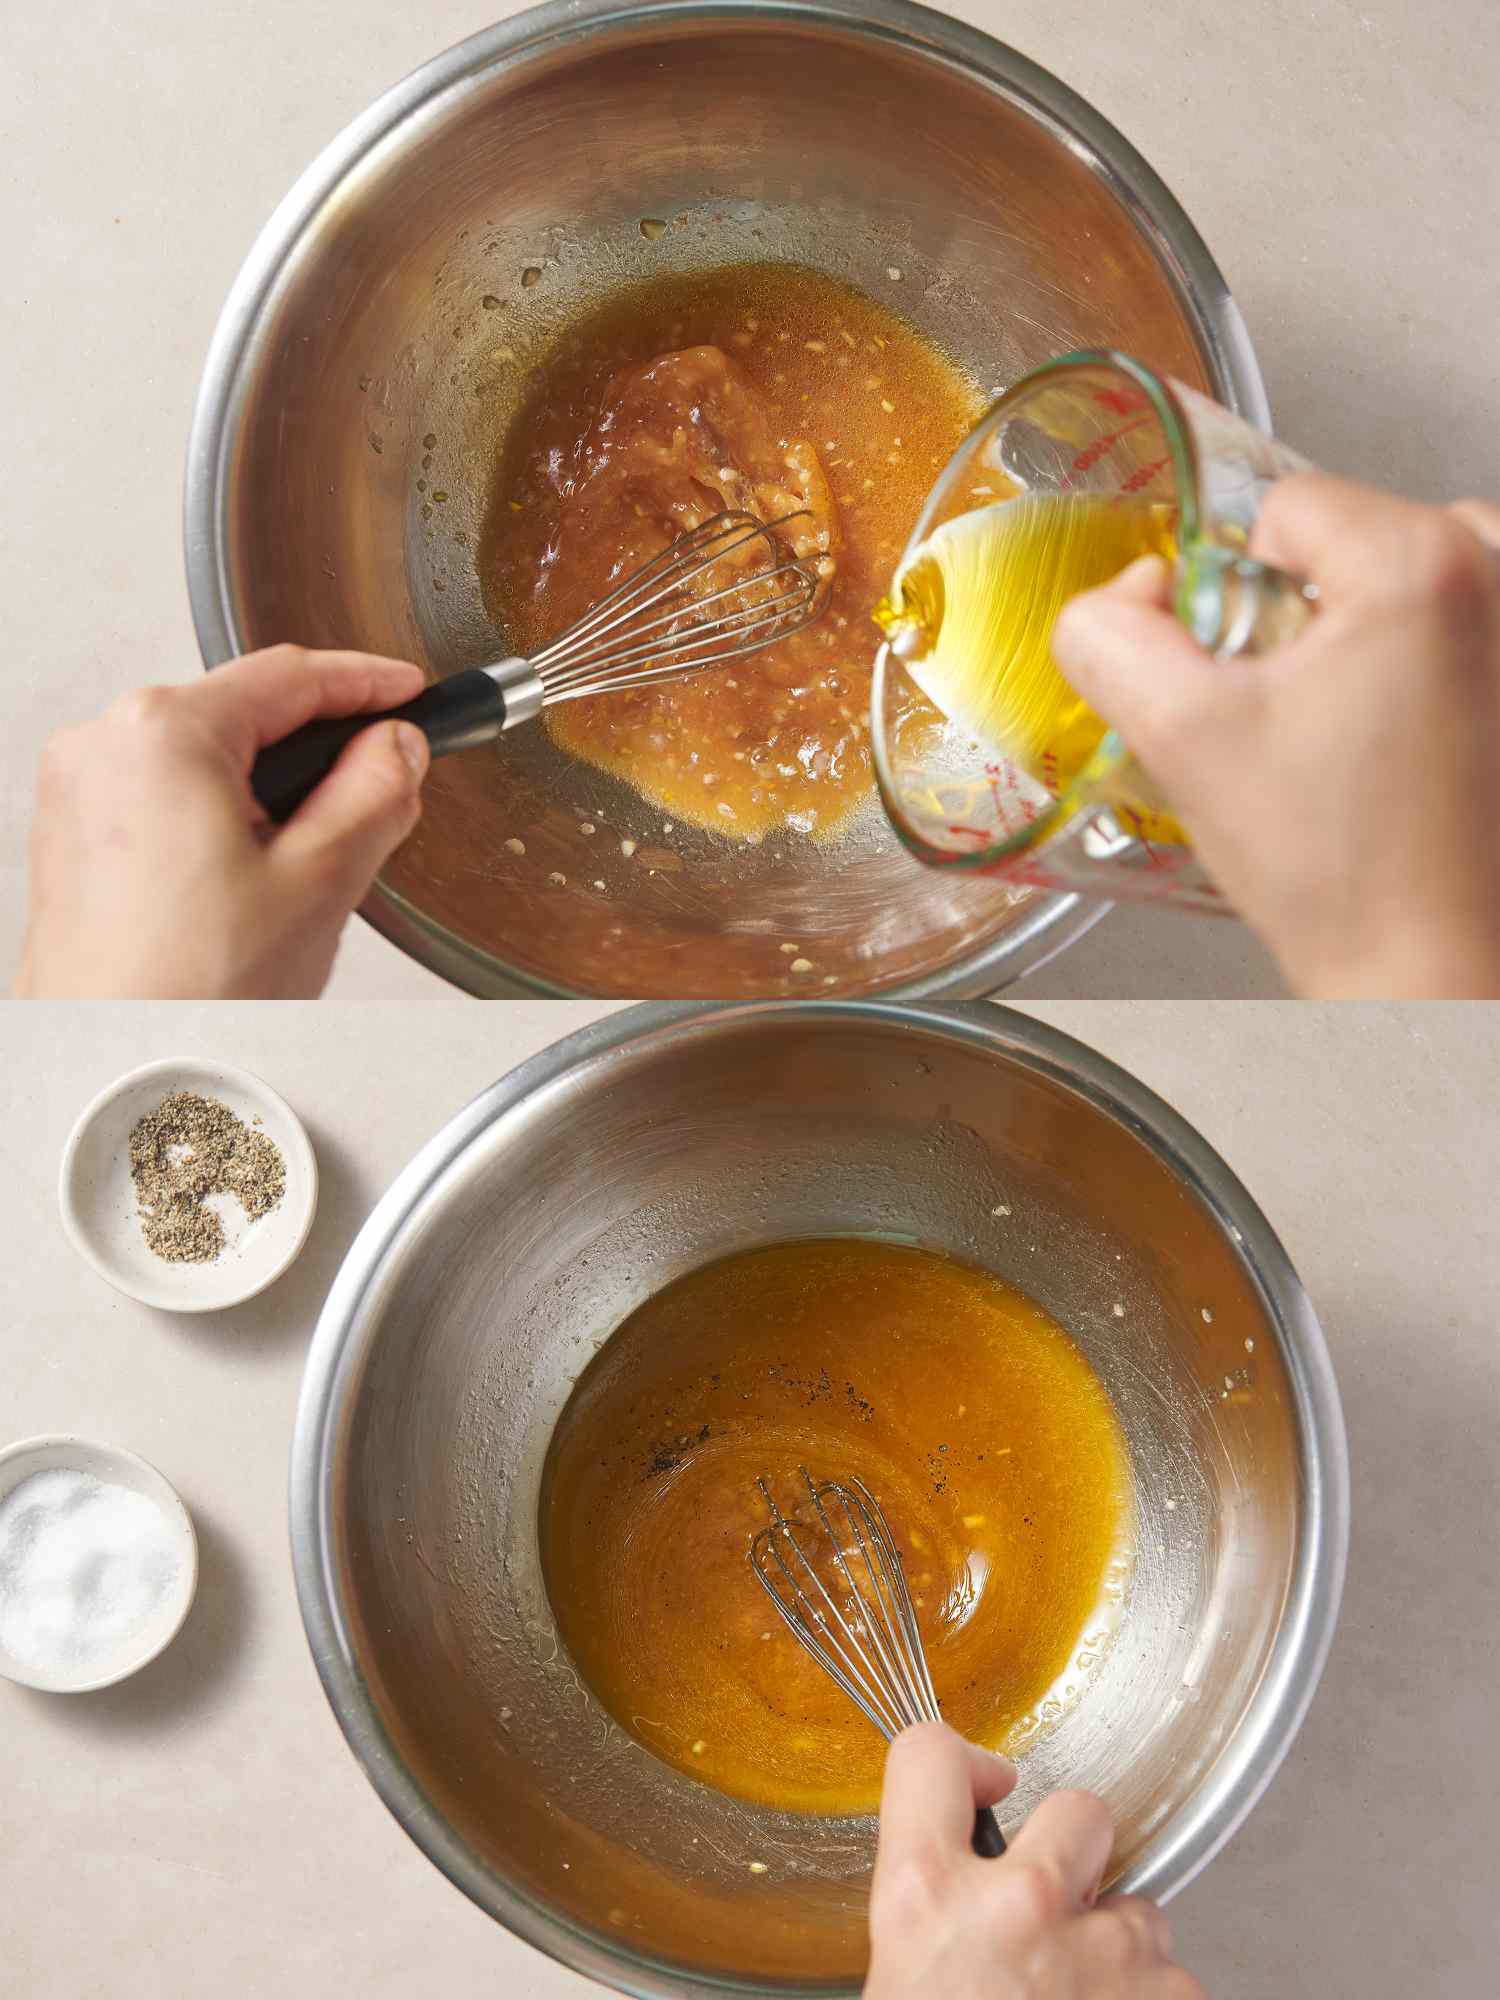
17,647,430,998
1052,476,1500,997
866,1724,1202,2000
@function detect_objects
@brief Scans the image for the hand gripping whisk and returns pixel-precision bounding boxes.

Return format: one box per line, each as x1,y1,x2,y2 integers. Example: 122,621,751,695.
249,508,825,822
750,1470,1007,1858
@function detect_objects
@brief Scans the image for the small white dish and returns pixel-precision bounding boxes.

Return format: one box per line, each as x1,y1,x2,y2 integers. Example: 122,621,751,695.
0,1435,199,1693
59,1057,318,1312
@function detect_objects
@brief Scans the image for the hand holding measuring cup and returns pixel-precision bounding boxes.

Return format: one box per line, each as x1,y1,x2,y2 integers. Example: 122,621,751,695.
871,350,1500,996
870,351,1320,908
1054,479,1500,997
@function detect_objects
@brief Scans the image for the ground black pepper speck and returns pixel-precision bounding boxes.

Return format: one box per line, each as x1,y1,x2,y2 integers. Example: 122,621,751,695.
128,1091,286,1265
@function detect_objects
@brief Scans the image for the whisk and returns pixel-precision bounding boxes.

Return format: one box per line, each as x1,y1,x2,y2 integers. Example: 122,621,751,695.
249,509,825,822
750,1470,1007,1858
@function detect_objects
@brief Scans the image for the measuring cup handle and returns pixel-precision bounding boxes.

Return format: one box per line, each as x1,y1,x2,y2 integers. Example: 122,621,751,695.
1175,544,1319,659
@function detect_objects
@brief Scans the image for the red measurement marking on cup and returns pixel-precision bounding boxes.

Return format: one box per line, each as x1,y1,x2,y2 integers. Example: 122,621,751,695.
992,857,1055,887
1119,454,1171,495
985,761,1044,823
1091,386,1149,416
1061,414,1153,487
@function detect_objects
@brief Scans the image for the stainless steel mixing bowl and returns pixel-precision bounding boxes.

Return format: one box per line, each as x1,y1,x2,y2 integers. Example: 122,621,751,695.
187,0,1273,998
291,1001,1347,1996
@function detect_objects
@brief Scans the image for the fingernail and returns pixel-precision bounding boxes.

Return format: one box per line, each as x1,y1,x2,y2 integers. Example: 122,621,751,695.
393,721,429,778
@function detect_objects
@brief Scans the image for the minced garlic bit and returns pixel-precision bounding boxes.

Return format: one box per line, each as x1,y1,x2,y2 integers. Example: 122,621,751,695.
504,837,526,856
620,838,636,858
547,871,567,886
790,958,814,974
748,1862,769,1875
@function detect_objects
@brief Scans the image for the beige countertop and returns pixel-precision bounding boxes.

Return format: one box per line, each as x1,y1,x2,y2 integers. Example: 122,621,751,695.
2,998,1496,1995
3,0,1494,999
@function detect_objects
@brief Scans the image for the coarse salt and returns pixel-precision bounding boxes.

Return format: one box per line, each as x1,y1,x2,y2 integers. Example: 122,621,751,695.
0,1470,185,1678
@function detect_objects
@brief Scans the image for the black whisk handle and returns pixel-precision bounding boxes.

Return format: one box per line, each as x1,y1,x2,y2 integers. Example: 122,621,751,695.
972,1806,1007,1858
249,665,529,824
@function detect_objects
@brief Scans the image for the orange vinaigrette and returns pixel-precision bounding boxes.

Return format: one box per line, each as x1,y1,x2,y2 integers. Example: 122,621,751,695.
540,1239,1131,1814
483,264,984,841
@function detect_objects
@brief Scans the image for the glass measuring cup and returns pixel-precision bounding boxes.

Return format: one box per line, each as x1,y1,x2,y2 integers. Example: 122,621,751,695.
869,350,1317,909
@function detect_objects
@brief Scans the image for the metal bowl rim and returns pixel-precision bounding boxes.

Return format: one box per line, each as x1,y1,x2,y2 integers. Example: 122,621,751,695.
184,0,1271,998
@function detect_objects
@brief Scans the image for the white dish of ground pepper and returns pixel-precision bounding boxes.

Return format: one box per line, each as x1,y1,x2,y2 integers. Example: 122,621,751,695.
59,1058,318,1312
0,1435,198,1692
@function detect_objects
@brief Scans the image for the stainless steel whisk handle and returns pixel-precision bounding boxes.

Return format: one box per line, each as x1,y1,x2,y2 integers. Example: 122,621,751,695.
249,656,542,824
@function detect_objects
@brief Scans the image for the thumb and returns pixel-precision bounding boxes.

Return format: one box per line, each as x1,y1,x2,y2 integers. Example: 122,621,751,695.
273,719,429,903
878,1722,1018,1868
1051,555,1233,778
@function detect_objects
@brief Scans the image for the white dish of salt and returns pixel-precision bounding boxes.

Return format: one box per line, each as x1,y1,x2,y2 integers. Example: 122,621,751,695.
0,1435,197,1692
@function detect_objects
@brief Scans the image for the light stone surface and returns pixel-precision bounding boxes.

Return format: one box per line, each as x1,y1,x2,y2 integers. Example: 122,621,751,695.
5,2,1493,998
1,999,1496,1996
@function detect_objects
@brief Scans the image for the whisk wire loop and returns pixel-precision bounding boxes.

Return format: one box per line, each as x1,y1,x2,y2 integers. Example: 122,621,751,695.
807,1477,931,1733
533,509,823,701
752,1478,907,1739
751,1470,944,1743
748,1468,1008,1859
541,565,817,696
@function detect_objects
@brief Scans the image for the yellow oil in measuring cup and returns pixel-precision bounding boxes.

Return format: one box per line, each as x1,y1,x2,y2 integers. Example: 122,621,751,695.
874,493,1186,841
